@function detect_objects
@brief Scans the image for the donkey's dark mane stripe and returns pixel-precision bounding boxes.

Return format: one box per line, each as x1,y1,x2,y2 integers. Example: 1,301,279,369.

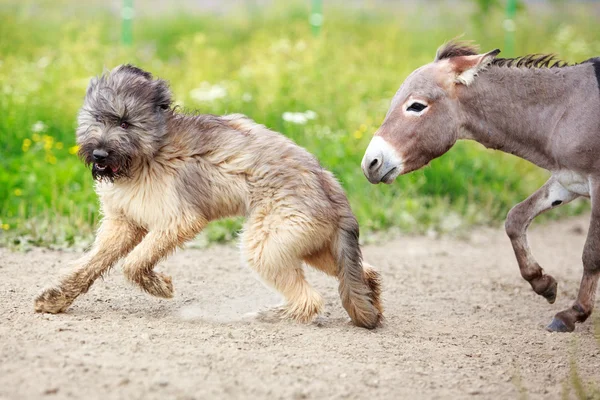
436,40,570,70
584,57,600,91
493,54,568,69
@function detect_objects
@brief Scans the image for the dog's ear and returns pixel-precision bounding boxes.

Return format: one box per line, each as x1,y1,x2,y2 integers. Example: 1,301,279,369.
117,64,153,80
153,79,172,110
85,76,101,99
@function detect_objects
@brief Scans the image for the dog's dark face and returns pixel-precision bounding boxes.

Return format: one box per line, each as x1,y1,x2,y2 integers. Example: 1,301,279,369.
77,65,172,182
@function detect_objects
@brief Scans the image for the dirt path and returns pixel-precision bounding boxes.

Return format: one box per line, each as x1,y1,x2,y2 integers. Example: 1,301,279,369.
1,215,599,400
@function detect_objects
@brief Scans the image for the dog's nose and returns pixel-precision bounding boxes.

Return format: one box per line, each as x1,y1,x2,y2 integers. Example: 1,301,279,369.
93,149,109,162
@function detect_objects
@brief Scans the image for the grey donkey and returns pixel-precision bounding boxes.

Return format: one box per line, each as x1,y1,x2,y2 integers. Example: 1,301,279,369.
34,65,383,329
362,40,600,333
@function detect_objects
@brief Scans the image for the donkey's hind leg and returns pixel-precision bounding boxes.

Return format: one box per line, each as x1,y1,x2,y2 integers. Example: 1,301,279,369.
548,180,600,332
505,176,579,303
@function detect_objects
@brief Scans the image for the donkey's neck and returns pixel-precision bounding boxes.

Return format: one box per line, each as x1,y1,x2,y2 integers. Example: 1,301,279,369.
457,66,575,171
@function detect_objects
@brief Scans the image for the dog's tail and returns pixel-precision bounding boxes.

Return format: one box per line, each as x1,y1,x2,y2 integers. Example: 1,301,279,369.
336,217,383,329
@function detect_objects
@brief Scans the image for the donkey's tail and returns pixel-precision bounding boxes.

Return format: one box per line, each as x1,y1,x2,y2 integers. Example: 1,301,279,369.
336,218,383,329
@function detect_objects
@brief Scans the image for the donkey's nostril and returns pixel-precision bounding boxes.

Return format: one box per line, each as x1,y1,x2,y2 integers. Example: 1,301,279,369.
369,157,381,171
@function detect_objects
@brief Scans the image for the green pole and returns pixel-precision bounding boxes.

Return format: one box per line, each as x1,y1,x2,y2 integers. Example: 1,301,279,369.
122,0,134,46
310,0,323,36
504,0,517,57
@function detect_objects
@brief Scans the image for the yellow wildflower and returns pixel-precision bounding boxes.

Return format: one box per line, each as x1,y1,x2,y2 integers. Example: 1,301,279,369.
353,130,363,140
45,154,57,164
32,133,41,142
22,138,32,152
14,189,23,196
43,135,54,151
69,145,79,155
55,142,64,150
2,223,9,230
359,123,368,132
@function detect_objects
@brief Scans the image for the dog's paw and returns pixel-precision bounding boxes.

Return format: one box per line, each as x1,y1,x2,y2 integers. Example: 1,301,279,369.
34,287,71,314
252,303,320,324
142,272,174,299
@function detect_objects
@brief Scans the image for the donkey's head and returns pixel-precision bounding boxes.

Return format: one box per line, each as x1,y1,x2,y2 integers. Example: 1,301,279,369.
362,42,500,184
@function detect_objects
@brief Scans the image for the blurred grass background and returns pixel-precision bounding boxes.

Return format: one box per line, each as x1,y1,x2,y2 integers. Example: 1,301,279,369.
0,0,599,248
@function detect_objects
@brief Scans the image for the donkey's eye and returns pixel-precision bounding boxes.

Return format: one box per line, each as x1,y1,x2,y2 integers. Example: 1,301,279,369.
120,122,130,129
407,102,428,113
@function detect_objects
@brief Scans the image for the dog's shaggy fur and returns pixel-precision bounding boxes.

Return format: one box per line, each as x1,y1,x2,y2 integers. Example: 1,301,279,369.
34,65,383,328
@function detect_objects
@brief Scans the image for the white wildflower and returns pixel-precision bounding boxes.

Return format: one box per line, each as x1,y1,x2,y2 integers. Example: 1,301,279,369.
282,112,308,125
304,110,317,120
31,121,47,133
282,110,318,125
37,56,50,69
241,93,253,102
190,82,227,103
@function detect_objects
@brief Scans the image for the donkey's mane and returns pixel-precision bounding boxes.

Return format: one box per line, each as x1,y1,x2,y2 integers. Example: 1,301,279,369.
493,54,568,69
435,41,479,60
435,40,570,69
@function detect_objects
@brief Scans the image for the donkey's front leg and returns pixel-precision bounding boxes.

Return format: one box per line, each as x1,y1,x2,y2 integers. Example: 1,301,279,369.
548,180,600,332
505,176,579,303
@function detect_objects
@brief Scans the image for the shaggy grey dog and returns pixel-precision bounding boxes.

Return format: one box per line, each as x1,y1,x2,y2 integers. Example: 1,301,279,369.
34,65,383,328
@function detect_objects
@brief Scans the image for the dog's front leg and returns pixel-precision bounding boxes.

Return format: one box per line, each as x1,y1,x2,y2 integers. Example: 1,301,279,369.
121,223,204,298
35,218,146,313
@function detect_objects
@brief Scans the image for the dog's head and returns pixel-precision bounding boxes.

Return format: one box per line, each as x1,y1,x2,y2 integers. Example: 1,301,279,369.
76,64,172,182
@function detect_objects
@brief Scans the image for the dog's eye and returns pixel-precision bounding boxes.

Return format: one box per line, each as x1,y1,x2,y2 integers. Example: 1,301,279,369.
120,122,130,129
407,102,428,113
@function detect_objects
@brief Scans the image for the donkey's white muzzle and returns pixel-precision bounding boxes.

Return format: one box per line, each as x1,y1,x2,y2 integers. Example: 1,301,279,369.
361,136,403,184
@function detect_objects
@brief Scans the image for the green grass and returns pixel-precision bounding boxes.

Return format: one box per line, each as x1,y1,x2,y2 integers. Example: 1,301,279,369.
1,1,599,248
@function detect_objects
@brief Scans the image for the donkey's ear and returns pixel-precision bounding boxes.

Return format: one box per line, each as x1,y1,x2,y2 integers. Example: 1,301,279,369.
451,49,500,86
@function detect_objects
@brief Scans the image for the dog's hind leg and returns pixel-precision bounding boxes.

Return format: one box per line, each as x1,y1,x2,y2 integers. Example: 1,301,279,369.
304,228,383,329
35,218,145,313
303,247,338,277
241,215,325,323
122,222,204,298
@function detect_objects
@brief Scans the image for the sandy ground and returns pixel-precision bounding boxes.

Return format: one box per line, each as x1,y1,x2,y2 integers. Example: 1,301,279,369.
1,215,599,400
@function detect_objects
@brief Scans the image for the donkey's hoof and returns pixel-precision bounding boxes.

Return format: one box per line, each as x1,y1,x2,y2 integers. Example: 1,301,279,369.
546,317,574,333
541,279,558,304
